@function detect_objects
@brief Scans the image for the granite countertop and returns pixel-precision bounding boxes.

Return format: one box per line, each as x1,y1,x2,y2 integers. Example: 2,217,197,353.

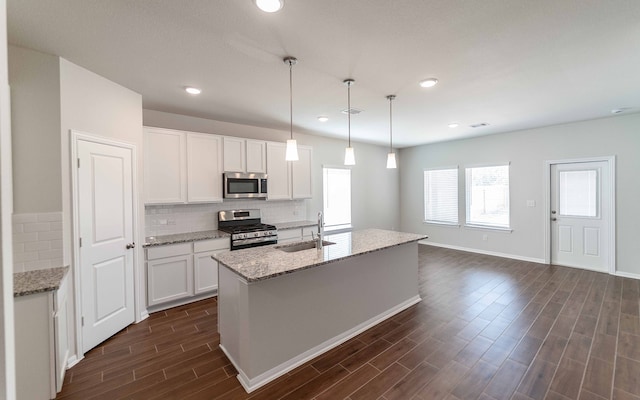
143,221,316,248
143,230,230,247
14,266,69,297
213,228,427,283
268,220,316,230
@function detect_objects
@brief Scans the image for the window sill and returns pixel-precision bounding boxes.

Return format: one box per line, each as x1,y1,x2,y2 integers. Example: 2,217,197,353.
423,221,460,228
463,224,513,233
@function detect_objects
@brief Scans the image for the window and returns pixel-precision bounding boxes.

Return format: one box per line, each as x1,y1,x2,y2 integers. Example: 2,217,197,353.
559,170,598,217
424,168,458,224
465,164,510,228
323,167,351,229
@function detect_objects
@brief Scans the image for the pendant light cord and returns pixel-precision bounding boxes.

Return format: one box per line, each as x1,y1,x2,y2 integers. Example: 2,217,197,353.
389,97,393,152
289,60,293,140
347,82,351,147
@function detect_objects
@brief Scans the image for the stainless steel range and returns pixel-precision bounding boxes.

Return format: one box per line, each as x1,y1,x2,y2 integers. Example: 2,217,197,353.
218,209,278,250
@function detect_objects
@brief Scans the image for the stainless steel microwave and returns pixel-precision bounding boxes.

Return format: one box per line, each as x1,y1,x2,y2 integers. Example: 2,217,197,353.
223,172,268,199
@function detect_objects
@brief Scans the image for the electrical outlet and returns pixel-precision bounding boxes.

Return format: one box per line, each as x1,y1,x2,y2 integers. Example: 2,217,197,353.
482,234,488,241
527,200,536,207
167,219,176,225
159,219,168,225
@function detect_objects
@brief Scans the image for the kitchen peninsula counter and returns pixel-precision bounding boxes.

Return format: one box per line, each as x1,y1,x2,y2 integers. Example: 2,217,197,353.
215,228,425,393
214,228,426,282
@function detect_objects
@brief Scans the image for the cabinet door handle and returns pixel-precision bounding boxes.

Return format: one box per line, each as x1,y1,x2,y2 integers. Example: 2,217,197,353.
126,242,136,249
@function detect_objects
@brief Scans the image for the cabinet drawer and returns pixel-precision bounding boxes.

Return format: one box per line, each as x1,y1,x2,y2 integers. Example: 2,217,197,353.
194,238,229,253
147,242,192,260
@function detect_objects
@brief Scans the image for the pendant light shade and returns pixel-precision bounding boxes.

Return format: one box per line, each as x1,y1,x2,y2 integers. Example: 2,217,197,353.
284,57,299,161
386,94,397,169
386,152,397,169
343,79,356,165
344,147,356,165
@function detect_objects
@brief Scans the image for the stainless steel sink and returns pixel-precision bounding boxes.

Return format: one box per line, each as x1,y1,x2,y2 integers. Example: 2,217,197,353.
276,240,335,253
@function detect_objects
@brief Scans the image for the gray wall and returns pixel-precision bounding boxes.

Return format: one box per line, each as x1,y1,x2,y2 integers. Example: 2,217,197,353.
398,113,640,276
143,110,401,231
8,46,61,213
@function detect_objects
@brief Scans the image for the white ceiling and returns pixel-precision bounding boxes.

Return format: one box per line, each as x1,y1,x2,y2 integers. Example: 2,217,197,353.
7,0,640,148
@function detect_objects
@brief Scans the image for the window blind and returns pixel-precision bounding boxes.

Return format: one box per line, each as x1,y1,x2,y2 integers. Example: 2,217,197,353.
424,168,458,224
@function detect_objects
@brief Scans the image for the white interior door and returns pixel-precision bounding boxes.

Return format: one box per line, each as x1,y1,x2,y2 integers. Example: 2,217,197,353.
77,138,135,352
550,161,610,272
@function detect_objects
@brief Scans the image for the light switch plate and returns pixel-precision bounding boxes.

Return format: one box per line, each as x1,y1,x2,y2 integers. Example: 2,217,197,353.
527,200,536,207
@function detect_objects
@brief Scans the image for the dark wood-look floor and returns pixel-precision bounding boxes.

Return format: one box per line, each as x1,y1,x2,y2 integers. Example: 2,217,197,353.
56,245,640,400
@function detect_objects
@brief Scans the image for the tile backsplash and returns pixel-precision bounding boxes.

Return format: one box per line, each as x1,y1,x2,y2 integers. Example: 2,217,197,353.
13,212,64,272
145,200,308,237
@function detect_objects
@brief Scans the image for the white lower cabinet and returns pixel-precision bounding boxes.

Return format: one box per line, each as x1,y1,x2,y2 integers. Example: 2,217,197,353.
193,238,228,294
278,226,316,244
146,238,228,310
15,273,69,399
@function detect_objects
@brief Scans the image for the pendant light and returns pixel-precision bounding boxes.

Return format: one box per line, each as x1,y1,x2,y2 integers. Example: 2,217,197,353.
343,79,356,165
284,57,299,161
386,95,397,169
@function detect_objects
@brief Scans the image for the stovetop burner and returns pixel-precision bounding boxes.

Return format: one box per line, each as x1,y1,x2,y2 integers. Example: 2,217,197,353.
218,223,276,234
218,209,278,250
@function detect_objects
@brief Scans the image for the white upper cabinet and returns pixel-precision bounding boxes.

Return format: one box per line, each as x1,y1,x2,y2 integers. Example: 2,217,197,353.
266,142,292,200
246,139,267,173
266,142,313,200
223,137,246,172
187,133,223,203
144,127,223,204
292,145,313,199
144,127,187,204
223,137,266,173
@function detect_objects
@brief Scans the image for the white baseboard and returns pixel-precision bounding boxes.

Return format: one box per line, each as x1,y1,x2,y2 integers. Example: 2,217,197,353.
615,270,640,280
222,295,422,393
137,310,149,323
66,354,82,369
420,240,546,264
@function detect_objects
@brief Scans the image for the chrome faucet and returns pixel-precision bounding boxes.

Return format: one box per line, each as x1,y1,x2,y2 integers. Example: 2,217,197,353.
315,211,324,250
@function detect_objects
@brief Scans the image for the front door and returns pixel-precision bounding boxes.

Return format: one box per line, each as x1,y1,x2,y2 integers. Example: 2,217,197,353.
550,161,610,272
77,137,135,352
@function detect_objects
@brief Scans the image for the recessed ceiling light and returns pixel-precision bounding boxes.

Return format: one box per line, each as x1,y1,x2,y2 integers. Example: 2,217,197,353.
448,123,459,128
419,78,438,88
341,108,363,115
317,116,329,122
184,87,201,95
254,0,284,12
611,107,630,114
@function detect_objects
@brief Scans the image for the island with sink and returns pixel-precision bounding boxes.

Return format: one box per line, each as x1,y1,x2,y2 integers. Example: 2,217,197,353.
213,228,427,393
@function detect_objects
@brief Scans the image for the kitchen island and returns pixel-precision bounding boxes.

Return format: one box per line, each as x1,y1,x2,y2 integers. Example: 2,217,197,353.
213,228,426,392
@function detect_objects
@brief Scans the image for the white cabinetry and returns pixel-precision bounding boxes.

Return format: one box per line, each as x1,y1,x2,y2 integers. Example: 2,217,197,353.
277,228,303,244
246,140,267,173
278,226,316,244
292,145,313,199
147,243,193,306
266,142,292,200
146,238,229,310
144,127,186,204
193,238,228,294
15,274,69,399
187,133,223,202
224,137,266,173
266,143,313,200
144,127,224,204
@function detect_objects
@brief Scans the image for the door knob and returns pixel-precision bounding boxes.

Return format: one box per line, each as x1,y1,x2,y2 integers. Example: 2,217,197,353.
551,218,557,221
126,242,136,249
551,210,556,214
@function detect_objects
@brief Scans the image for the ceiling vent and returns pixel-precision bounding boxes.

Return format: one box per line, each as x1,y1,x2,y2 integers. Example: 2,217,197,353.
341,108,363,115
470,122,489,128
